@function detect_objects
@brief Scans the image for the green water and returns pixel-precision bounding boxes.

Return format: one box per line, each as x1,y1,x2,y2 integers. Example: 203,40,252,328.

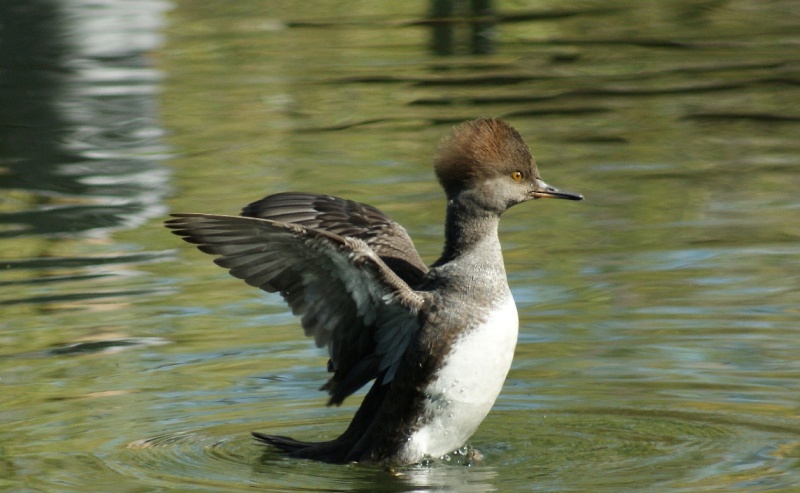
2,1,799,491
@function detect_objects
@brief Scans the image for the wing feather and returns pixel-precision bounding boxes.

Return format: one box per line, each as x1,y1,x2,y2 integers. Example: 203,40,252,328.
165,213,426,404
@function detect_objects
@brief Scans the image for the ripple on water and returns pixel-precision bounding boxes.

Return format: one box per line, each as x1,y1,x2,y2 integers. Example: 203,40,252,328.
104,407,800,491
122,430,259,489
484,407,800,491
115,425,499,492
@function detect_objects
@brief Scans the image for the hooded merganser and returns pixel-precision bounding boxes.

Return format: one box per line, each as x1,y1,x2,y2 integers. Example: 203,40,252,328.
165,118,582,465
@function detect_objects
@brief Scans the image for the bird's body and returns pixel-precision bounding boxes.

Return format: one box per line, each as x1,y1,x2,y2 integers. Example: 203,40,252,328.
166,118,582,465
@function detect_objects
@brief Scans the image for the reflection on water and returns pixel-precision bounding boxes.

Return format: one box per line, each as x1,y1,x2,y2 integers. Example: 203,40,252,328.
0,1,173,342
1,1,799,492
0,1,171,239
428,0,496,55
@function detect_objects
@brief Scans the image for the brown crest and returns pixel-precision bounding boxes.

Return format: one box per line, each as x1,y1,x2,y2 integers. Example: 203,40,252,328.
434,118,537,197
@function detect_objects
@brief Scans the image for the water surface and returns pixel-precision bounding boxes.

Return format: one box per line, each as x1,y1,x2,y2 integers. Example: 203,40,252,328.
1,1,799,491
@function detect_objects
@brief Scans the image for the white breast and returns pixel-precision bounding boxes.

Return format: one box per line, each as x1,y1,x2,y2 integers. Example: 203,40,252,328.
402,295,519,462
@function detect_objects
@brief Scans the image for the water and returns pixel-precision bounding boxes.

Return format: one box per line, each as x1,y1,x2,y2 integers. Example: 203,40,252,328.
2,1,799,491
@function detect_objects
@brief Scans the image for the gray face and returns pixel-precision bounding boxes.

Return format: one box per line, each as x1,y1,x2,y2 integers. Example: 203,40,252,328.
434,118,582,210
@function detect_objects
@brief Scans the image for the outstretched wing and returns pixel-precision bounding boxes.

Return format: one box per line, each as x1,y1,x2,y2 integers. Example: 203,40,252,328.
241,192,428,287
165,213,426,405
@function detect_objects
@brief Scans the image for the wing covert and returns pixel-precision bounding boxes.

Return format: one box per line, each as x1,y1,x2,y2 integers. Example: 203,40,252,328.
241,192,428,287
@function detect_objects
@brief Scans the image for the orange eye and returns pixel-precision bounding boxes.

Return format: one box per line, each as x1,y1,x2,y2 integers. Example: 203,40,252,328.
511,171,523,181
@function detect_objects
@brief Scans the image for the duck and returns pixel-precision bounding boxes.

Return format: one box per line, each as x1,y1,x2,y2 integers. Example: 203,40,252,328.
165,118,582,465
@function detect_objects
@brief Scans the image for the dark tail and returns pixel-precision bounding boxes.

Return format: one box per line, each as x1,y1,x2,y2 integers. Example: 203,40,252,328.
252,431,358,463
251,432,314,453
252,377,390,463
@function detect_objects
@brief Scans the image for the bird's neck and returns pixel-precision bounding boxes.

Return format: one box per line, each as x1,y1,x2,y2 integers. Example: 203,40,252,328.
436,197,503,266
